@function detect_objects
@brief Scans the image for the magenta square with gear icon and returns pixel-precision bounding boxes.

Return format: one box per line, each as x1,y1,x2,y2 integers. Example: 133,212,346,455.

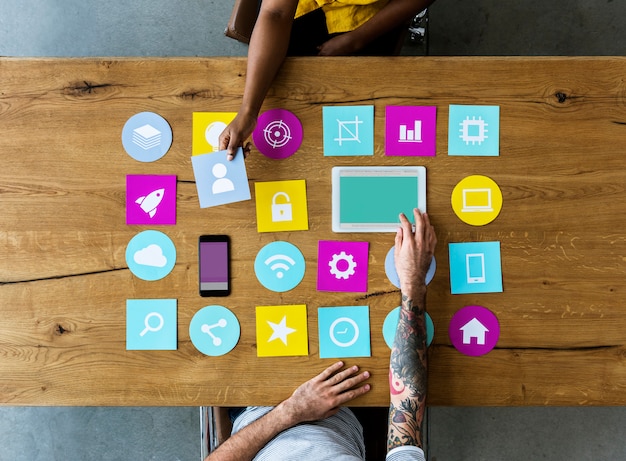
317,240,369,293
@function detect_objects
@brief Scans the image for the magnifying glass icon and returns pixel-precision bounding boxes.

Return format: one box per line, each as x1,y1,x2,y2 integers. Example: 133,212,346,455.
140,312,164,337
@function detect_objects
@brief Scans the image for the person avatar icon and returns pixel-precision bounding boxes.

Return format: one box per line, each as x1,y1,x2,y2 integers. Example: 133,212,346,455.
212,163,235,194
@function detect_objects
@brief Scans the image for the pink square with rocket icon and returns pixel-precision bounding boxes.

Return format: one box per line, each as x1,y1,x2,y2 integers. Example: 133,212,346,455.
126,175,177,225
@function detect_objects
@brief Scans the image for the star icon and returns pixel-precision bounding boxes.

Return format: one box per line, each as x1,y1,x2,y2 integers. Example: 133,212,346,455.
267,316,296,346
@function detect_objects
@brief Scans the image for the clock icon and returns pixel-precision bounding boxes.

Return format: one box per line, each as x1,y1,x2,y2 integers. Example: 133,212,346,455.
329,317,359,348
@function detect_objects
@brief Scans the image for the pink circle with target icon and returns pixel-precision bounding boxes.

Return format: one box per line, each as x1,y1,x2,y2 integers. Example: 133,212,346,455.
253,109,303,159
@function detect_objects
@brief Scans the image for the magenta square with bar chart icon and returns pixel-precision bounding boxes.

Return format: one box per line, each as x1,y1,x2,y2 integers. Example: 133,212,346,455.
385,106,437,156
317,240,369,293
126,175,177,225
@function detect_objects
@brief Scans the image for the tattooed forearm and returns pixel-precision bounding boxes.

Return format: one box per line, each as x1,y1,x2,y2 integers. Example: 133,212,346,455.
387,295,428,451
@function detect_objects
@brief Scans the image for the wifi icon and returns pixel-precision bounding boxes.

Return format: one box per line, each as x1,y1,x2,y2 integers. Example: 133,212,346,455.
264,254,296,279
255,241,306,293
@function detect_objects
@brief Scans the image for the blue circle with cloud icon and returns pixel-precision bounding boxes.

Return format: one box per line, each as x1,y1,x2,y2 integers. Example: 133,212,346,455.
126,230,176,281
254,241,306,292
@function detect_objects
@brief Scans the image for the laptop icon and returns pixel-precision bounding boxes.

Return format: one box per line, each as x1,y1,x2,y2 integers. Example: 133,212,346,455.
462,188,493,213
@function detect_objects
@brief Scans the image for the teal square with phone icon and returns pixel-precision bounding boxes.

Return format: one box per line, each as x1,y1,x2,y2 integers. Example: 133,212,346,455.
126,299,177,350
449,242,503,294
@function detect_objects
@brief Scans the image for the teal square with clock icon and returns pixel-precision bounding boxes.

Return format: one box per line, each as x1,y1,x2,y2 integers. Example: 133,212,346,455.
318,306,371,358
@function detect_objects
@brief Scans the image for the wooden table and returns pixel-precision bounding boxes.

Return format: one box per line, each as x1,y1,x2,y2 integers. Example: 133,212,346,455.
2,57,626,407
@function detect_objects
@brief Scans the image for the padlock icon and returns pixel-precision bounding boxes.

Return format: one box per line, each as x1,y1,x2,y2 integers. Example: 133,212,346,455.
271,192,293,222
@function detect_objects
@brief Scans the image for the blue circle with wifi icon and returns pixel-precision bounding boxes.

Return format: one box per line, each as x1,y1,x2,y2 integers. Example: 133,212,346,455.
254,241,306,292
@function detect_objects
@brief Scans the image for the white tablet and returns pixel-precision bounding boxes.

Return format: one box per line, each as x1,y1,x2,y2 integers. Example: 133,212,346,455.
332,166,426,233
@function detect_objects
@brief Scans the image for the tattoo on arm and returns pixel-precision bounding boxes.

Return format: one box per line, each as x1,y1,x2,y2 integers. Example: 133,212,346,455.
387,294,428,451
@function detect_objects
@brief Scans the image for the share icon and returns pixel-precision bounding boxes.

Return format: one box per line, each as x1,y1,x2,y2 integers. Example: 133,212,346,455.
201,319,227,346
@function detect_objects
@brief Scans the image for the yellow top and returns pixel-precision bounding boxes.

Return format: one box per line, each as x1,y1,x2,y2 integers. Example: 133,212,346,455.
295,0,390,34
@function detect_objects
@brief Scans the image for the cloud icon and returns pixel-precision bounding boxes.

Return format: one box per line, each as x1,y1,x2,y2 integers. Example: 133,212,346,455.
133,244,167,268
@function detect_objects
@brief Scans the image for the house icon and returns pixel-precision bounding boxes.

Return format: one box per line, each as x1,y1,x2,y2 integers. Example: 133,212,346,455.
460,317,489,345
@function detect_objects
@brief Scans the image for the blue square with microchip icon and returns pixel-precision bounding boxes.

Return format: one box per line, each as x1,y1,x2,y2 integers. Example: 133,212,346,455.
126,299,177,350
323,105,374,156
448,105,500,156
318,306,371,358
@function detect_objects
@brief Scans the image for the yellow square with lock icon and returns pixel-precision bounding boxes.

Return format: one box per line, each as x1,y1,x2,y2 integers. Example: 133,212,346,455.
254,180,309,232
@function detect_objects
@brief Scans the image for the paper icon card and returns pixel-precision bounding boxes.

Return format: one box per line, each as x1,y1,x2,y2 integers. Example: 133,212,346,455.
192,112,237,155
189,305,240,356
317,240,369,293
385,106,437,157
318,306,371,358
126,175,177,225
125,230,176,281
449,241,503,294
451,175,503,226
126,299,177,350
255,180,309,232
252,108,303,159
256,304,309,357
449,305,500,356
191,148,251,208
332,166,426,233
323,105,374,156
122,112,173,162
254,241,306,293
383,307,434,349
448,105,500,156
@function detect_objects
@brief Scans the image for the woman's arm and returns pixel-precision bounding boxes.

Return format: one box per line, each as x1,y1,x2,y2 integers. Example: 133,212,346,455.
219,0,299,159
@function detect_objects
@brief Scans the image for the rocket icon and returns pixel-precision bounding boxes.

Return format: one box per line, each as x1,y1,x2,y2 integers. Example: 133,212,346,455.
135,188,165,218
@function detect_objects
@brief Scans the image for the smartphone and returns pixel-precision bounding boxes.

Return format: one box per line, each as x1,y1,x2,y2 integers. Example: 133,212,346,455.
198,235,230,297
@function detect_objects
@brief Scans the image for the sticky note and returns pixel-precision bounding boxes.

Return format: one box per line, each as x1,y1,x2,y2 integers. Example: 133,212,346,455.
254,241,306,293
125,230,176,281
252,108,303,159
191,148,251,208
323,105,374,156
317,240,369,293
192,112,237,155
122,112,173,162
256,305,309,357
448,105,500,156
126,299,177,350
451,175,503,226
255,180,309,232
449,241,503,294
189,305,240,356
318,306,371,358
126,175,177,225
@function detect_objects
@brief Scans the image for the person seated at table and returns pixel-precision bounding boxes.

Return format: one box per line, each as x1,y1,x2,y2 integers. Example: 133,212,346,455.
219,0,436,159
205,208,436,461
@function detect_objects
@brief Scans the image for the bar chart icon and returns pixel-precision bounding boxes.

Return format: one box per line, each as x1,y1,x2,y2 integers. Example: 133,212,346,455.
398,120,422,143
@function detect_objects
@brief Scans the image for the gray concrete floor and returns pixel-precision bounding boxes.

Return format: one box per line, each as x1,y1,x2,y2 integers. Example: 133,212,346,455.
1,1,625,460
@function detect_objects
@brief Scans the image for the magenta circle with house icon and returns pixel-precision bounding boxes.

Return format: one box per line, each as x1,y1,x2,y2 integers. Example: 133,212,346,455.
449,305,500,356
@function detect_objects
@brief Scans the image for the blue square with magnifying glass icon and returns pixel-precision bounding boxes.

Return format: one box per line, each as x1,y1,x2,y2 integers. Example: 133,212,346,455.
318,306,371,359
126,299,177,350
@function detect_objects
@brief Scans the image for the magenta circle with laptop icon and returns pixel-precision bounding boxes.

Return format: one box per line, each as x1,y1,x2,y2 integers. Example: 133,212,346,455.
252,108,303,159
449,305,500,357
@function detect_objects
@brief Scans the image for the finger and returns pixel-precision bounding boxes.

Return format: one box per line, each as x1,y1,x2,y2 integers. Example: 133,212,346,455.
413,208,425,241
334,371,371,393
316,361,345,382
334,382,371,406
394,224,403,262
243,142,252,159
399,212,413,241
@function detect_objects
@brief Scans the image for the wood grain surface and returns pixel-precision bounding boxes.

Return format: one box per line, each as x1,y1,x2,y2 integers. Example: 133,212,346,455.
1,57,626,406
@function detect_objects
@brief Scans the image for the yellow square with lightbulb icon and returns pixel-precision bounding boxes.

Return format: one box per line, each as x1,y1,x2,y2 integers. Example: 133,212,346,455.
192,112,237,155
256,304,309,357
255,180,309,232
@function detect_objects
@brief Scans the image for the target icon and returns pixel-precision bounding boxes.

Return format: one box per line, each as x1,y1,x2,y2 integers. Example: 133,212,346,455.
253,108,303,159
263,119,292,149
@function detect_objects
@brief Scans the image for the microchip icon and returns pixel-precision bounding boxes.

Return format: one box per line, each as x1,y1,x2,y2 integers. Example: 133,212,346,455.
459,116,488,145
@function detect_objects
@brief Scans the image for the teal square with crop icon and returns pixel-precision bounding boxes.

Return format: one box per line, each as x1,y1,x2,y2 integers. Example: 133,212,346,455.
323,106,374,156
318,306,371,358
448,105,500,156
126,299,177,350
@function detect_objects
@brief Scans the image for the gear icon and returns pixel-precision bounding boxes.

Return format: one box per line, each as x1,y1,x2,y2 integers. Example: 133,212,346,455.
459,116,488,145
329,251,357,280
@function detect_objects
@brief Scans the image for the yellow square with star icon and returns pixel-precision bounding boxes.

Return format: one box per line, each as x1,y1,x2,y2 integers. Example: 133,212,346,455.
192,112,237,155
255,304,309,357
255,180,309,232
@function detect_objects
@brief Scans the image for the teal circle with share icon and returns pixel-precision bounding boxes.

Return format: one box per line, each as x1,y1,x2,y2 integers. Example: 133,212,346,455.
254,241,306,292
122,111,173,162
383,306,434,348
190,305,240,356
126,230,176,281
